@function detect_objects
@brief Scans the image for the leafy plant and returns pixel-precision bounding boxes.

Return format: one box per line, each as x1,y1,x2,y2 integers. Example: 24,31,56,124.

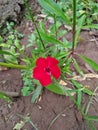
21,69,42,103
0,22,24,64
0,0,98,129
14,114,39,130
57,0,98,26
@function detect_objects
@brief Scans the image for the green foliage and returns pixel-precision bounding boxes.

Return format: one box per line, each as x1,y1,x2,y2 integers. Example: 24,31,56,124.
77,90,82,109
16,114,39,130
79,55,98,71
83,24,98,29
46,83,77,96
0,62,27,69
74,14,86,47
13,121,25,130
73,58,84,76
21,69,42,103
71,79,95,111
46,83,66,95
86,115,98,122
0,22,24,64
0,91,11,102
0,50,14,56
88,120,96,130
58,0,98,26
72,80,94,96
31,84,42,103
38,0,70,24
0,0,98,128
17,1,98,129
21,69,34,96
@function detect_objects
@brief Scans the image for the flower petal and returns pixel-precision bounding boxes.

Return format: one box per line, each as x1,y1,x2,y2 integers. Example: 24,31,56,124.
39,75,52,86
51,65,61,79
33,56,60,86
33,67,45,79
33,67,52,86
46,56,59,67
36,57,47,67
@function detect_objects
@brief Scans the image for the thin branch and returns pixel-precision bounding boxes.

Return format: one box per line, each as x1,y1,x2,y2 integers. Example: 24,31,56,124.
24,0,45,50
72,0,76,53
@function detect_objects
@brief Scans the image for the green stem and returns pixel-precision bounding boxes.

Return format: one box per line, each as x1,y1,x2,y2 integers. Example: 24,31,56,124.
0,62,27,69
24,0,45,50
54,14,57,39
67,92,85,117
17,114,39,130
0,90,20,97
72,0,76,53
29,120,39,130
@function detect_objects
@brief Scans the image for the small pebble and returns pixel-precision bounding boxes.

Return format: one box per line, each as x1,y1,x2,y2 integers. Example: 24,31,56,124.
61,113,66,117
38,105,42,110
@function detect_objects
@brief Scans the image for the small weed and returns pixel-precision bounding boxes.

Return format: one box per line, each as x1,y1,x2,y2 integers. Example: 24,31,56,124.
0,22,24,64
14,113,39,130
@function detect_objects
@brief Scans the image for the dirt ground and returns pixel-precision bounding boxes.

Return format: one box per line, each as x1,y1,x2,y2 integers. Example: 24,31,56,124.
0,2,98,130
0,21,98,130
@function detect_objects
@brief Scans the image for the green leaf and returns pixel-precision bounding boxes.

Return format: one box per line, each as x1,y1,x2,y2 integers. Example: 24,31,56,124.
46,83,76,96
0,35,3,42
75,15,86,47
37,0,70,24
13,121,25,130
21,87,31,96
73,58,84,76
77,91,82,109
88,120,95,130
39,21,47,34
0,50,15,56
0,91,11,102
31,85,42,103
79,55,98,71
86,116,98,122
46,84,66,95
14,39,21,49
72,80,94,95
83,24,98,29
41,34,64,45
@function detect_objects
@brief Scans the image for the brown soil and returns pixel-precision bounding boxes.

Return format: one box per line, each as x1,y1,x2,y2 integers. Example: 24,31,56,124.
0,4,98,130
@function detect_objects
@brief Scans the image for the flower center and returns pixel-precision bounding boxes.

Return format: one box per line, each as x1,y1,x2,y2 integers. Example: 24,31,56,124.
45,67,51,74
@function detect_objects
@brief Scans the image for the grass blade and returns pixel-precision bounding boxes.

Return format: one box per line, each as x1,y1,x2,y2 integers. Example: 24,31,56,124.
73,58,84,76
0,50,15,56
77,90,82,109
83,24,98,29
0,91,11,102
38,0,70,24
72,80,94,95
86,116,98,122
87,120,95,130
79,55,98,71
74,15,86,47
31,85,42,103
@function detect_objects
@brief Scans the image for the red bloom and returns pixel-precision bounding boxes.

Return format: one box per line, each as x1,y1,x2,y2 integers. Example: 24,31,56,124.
33,56,61,86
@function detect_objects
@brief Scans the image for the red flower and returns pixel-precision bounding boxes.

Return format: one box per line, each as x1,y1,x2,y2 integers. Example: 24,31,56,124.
33,56,61,86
